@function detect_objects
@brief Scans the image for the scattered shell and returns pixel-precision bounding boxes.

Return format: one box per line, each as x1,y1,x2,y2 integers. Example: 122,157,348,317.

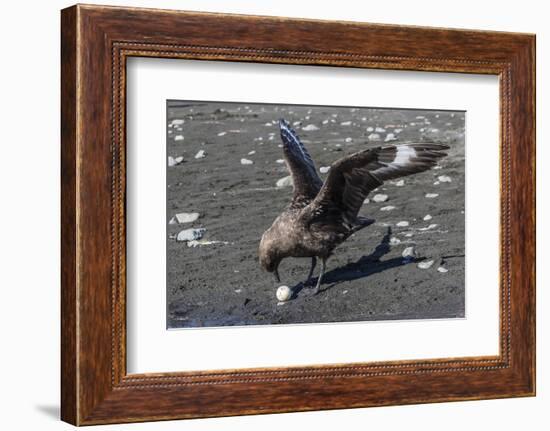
372,194,388,203
366,126,374,132
418,260,434,269
169,212,200,224
375,127,386,133
195,150,206,159
276,285,292,302
248,150,256,155
402,246,416,259
171,119,184,126
437,266,449,273
176,228,206,242
345,137,353,143
425,193,439,198
380,205,396,211
276,159,285,164
438,175,452,183
322,119,329,124
340,121,352,126
367,133,381,141
395,180,405,186
240,158,253,165
384,133,397,142
396,221,410,227
174,135,184,141
217,131,227,136
302,124,319,131
319,166,330,174
389,237,401,246
276,176,293,187
423,214,433,221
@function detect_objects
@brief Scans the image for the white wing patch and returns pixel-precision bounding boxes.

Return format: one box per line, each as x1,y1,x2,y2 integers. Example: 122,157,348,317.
393,145,417,165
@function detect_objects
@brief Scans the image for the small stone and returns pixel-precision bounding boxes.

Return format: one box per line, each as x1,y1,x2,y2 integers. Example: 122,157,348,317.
395,180,405,186
322,119,329,124
384,133,397,142
345,137,353,143
375,127,386,133
168,156,184,166
423,214,433,221
276,159,285,164
425,193,439,198
171,119,184,126
389,237,401,246
276,285,292,302
169,212,200,224
367,133,381,141
402,246,416,259
372,194,388,203
248,150,256,155
217,131,227,136
302,124,319,131
380,205,396,211
363,198,370,204
418,224,438,231
176,228,206,242
396,221,409,227
438,175,452,183
241,158,253,165
319,166,330,174
418,260,434,269
437,266,449,273
195,150,206,159
340,121,352,126
174,135,184,141
366,126,374,132
276,176,293,187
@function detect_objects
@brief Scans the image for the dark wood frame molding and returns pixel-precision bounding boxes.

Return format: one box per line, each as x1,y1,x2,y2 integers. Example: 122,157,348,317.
61,4,536,425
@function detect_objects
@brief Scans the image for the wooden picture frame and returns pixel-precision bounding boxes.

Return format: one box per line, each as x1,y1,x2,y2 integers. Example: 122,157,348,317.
61,4,536,425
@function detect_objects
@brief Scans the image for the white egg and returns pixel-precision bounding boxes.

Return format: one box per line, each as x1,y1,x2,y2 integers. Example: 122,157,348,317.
276,285,292,302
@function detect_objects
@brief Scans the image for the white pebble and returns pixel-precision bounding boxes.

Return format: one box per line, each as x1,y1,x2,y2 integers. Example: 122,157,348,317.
372,194,388,203
367,133,381,141
389,237,401,245
248,150,256,155
437,266,449,273
402,246,416,259
418,224,438,231
396,221,409,227
176,228,206,242
425,193,439,198
319,166,330,174
174,135,184,141
363,198,370,204
276,159,285,164
276,176,293,187
168,156,184,166
384,133,397,142
366,126,374,132
375,127,386,133
195,150,206,159
345,137,353,143
340,121,352,126
217,131,227,136
418,260,434,269
169,212,200,224
438,175,452,183
171,119,184,126
302,124,319,131
380,205,396,211
395,180,405,186
276,285,292,302
423,214,433,221
322,119,329,124
240,158,253,165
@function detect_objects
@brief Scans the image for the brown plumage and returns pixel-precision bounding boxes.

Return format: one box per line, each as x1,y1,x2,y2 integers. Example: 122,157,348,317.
259,119,449,295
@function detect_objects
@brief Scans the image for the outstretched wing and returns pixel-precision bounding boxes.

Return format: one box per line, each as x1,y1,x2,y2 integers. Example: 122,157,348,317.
279,119,323,206
305,143,449,227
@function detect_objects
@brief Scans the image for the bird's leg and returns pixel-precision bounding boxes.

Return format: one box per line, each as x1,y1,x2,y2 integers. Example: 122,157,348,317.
274,267,281,283
313,258,326,295
305,257,317,286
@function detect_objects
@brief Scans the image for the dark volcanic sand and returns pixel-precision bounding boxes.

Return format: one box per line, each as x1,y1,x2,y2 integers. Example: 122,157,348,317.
166,101,465,328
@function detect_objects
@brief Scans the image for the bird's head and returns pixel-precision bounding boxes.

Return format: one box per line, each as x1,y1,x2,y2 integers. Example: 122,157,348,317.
259,230,283,282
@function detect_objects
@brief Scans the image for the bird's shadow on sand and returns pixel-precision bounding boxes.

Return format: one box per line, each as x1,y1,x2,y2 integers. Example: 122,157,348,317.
292,227,421,297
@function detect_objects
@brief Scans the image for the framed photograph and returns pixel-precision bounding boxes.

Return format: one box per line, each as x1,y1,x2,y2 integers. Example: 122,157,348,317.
61,4,536,425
